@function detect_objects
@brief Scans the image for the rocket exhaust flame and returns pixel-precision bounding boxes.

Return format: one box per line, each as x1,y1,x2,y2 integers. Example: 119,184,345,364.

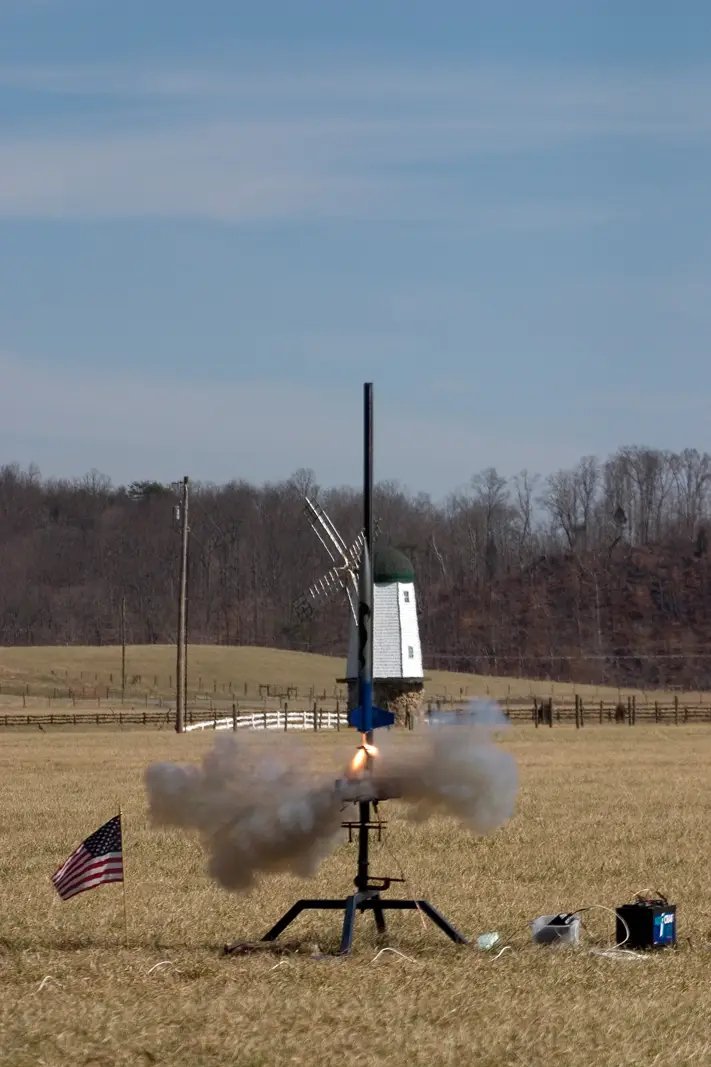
348,740,378,776
144,699,517,894
349,748,367,775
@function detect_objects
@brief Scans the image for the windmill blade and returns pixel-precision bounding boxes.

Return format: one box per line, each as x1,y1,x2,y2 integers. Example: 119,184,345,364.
304,495,381,565
306,513,339,564
308,564,349,600
312,499,351,557
338,537,360,572
295,496,382,626
340,518,381,565
303,497,351,561
343,582,358,624
292,562,350,621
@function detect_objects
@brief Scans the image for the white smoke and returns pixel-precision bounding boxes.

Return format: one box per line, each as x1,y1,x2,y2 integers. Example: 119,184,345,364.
144,735,344,892
144,700,517,893
370,700,518,834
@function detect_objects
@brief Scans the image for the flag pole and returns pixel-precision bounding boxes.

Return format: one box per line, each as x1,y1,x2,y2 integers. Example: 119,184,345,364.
119,804,128,947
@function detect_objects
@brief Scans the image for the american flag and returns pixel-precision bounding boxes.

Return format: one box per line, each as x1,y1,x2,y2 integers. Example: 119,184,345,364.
52,815,124,901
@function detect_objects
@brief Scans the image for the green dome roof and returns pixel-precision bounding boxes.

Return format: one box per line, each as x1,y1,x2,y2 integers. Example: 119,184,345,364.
373,545,415,584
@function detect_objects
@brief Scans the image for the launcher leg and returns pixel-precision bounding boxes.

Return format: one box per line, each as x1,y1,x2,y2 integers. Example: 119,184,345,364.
416,900,468,944
371,896,387,936
261,901,309,941
339,894,360,955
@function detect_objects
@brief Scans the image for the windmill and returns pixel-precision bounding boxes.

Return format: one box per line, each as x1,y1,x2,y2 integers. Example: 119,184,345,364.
292,496,366,626
294,498,425,725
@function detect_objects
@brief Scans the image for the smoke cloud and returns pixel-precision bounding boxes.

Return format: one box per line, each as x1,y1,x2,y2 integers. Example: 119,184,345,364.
144,700,517,893
370,701,518,834
144,735,345,892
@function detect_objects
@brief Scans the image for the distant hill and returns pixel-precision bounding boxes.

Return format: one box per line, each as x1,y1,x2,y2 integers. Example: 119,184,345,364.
1,447,710,690
0,643,698,704
427,541,711,690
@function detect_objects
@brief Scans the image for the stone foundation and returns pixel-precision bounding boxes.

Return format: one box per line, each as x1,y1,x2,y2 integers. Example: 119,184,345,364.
346,680,425,727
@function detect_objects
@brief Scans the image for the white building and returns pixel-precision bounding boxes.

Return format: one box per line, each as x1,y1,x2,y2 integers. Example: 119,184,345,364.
344,546,424,723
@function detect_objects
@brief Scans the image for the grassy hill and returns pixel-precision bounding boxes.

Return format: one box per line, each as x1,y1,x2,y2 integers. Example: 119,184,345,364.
0,644,705,705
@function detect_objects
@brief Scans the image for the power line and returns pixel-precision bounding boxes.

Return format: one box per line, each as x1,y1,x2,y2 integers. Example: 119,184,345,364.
426,651,711,662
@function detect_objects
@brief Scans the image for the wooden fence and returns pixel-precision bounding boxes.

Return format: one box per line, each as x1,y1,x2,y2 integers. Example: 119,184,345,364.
1,693,711,729
0,701,350,730
523,693,711,727
0,678,350,703
430,694,711,726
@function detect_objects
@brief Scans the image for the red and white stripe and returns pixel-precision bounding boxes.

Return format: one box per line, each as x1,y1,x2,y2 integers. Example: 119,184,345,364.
52,845,123,901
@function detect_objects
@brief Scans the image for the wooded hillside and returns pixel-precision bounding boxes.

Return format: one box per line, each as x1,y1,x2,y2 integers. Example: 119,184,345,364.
2,445,710,689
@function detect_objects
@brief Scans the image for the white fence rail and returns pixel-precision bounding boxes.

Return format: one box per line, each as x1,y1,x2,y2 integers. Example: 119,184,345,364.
184,709,350,733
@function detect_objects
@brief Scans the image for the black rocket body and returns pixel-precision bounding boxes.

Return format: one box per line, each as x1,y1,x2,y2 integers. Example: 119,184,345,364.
357,540,374,735
348,540,394,734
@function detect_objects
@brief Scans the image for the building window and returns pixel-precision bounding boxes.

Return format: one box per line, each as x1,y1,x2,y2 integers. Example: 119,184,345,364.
408,646,414,658
403,590,410,603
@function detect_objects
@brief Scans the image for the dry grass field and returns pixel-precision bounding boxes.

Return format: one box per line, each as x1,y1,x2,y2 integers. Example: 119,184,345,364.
2,724,711,1066
0,644,706,707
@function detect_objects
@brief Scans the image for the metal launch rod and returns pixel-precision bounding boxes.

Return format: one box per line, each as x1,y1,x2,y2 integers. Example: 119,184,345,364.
363,381,374,614
357,381,375,893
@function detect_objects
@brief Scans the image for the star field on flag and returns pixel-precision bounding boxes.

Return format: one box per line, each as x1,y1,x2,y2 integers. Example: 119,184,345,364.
51,815,123,901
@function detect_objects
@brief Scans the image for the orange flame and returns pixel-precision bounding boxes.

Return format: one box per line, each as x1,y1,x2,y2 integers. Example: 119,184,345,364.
348,740,378,776
350,748,367,774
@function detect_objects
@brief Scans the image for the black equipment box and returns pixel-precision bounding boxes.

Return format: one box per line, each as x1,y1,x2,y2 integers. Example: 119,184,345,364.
615,898,676,949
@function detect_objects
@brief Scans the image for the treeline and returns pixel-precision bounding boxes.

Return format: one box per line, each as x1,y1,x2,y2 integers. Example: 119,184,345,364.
2,446,711,688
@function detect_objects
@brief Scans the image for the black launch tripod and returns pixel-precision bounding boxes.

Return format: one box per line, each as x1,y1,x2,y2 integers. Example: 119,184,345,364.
250,797,468,955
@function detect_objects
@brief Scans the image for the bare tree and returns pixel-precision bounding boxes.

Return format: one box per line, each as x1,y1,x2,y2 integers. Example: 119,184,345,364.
512,469,539,558
471,468,509,534
287,467,317,498
616,446,674,544
543,458,600,551
669,448,711,538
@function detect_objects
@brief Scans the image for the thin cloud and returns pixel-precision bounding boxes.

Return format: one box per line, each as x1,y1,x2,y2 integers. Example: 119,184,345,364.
0,121,685,225
0,116,626,223
0,58,704,223
0,119,419,221
2,61,711,131
1,61,710,221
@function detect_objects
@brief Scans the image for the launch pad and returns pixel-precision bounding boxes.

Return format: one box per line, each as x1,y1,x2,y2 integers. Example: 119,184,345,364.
250,798,467,955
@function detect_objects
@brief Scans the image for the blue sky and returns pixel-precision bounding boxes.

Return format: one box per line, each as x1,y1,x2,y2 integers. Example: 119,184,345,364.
1,1,710,497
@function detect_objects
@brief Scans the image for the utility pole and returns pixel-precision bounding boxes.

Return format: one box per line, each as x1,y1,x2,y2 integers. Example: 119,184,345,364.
120,595,126,703
175,476,189,733
184,544,189,714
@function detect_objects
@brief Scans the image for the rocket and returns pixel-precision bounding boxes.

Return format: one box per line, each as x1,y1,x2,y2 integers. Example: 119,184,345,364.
348,541,394,734
347,380,394,736
355,539,374,735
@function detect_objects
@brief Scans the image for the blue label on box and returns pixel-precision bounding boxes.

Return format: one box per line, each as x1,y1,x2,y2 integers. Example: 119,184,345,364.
653,911,676,944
